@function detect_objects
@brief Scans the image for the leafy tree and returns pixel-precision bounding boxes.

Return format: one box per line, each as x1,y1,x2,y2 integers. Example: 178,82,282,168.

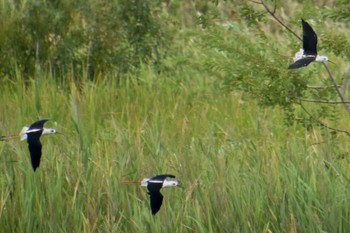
0,0,171,79
198,0,350,134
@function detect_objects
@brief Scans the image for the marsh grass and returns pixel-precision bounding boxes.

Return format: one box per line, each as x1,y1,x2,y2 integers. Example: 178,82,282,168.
0,65,349,232
0,0,349,231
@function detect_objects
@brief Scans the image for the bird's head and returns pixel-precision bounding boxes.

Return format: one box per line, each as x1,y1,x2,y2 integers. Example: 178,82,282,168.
42,128,57,135
163,179,180,188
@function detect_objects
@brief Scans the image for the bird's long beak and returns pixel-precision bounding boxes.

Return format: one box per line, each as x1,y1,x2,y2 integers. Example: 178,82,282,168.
328,60,336,65
177,182,184,189
55,131,68,139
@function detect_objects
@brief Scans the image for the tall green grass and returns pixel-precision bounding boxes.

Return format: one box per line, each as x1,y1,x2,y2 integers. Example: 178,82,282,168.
0,66,350,232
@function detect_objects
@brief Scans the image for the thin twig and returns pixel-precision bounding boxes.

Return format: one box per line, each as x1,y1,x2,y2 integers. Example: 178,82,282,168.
253,0,350,120
300,103,350,136
323,62,350,116
298,98,350,104
307,85,342,89
250,0,262,4
251,0,302,41
342,65,350,97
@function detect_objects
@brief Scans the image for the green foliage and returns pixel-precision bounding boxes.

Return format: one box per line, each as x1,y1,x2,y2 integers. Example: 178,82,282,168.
321,1,350,22
1,1,350,231
320,30,350,58
238,2,266,25
202,22,308,107
1,71,350,232
196,0,350,131
0,0,170,79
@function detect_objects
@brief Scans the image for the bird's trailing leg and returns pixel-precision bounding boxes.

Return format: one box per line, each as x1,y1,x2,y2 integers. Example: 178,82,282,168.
121,180,142,185
0,134,20,141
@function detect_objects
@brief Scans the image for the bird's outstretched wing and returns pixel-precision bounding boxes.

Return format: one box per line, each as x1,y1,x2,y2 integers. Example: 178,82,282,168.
27,131,43,171
28,119,49,130
288,57,315,69
151,174,175,180
147,181,164,215
302,19,317,55
149,190,164,215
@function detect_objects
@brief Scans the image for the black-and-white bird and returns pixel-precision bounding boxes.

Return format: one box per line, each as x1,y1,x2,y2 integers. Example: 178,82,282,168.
141,174,180,215
23,119,56,171
0,120,56,141
288,19,329,69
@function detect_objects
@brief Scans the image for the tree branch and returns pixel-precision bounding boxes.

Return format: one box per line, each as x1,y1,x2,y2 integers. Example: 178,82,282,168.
258,0,350,116
342,66,350,98
307,85,342,89
298,98,350,104
251,0,302,41
323,62,350,116
300,103,350,136
252,0,350,134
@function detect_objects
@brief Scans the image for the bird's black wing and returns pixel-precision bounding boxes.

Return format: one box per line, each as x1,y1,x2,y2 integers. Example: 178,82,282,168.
147,182,164,215
28,119,49,130
151,174,175,180
288,57,315,69
148,190,164,215
27,131,43,171
302,19,317,55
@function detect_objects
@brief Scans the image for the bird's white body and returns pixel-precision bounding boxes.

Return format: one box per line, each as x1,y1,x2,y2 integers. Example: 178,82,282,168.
20,126,57,141
293,48,328,63
315,55,328,62
141,177,179,188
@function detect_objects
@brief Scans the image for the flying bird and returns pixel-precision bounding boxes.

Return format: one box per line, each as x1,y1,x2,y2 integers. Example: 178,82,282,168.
0,121,56,141
288,19,329,69
20,123,56,141
24,119,56,171
141,174,180,215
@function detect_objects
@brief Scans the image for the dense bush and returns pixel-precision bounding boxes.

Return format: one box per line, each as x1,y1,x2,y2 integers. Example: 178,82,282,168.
1,0,350,132
0,0,170,79
195,0,350,131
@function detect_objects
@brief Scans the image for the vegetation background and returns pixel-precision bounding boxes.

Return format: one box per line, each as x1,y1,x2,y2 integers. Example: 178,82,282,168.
0,0,350,232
